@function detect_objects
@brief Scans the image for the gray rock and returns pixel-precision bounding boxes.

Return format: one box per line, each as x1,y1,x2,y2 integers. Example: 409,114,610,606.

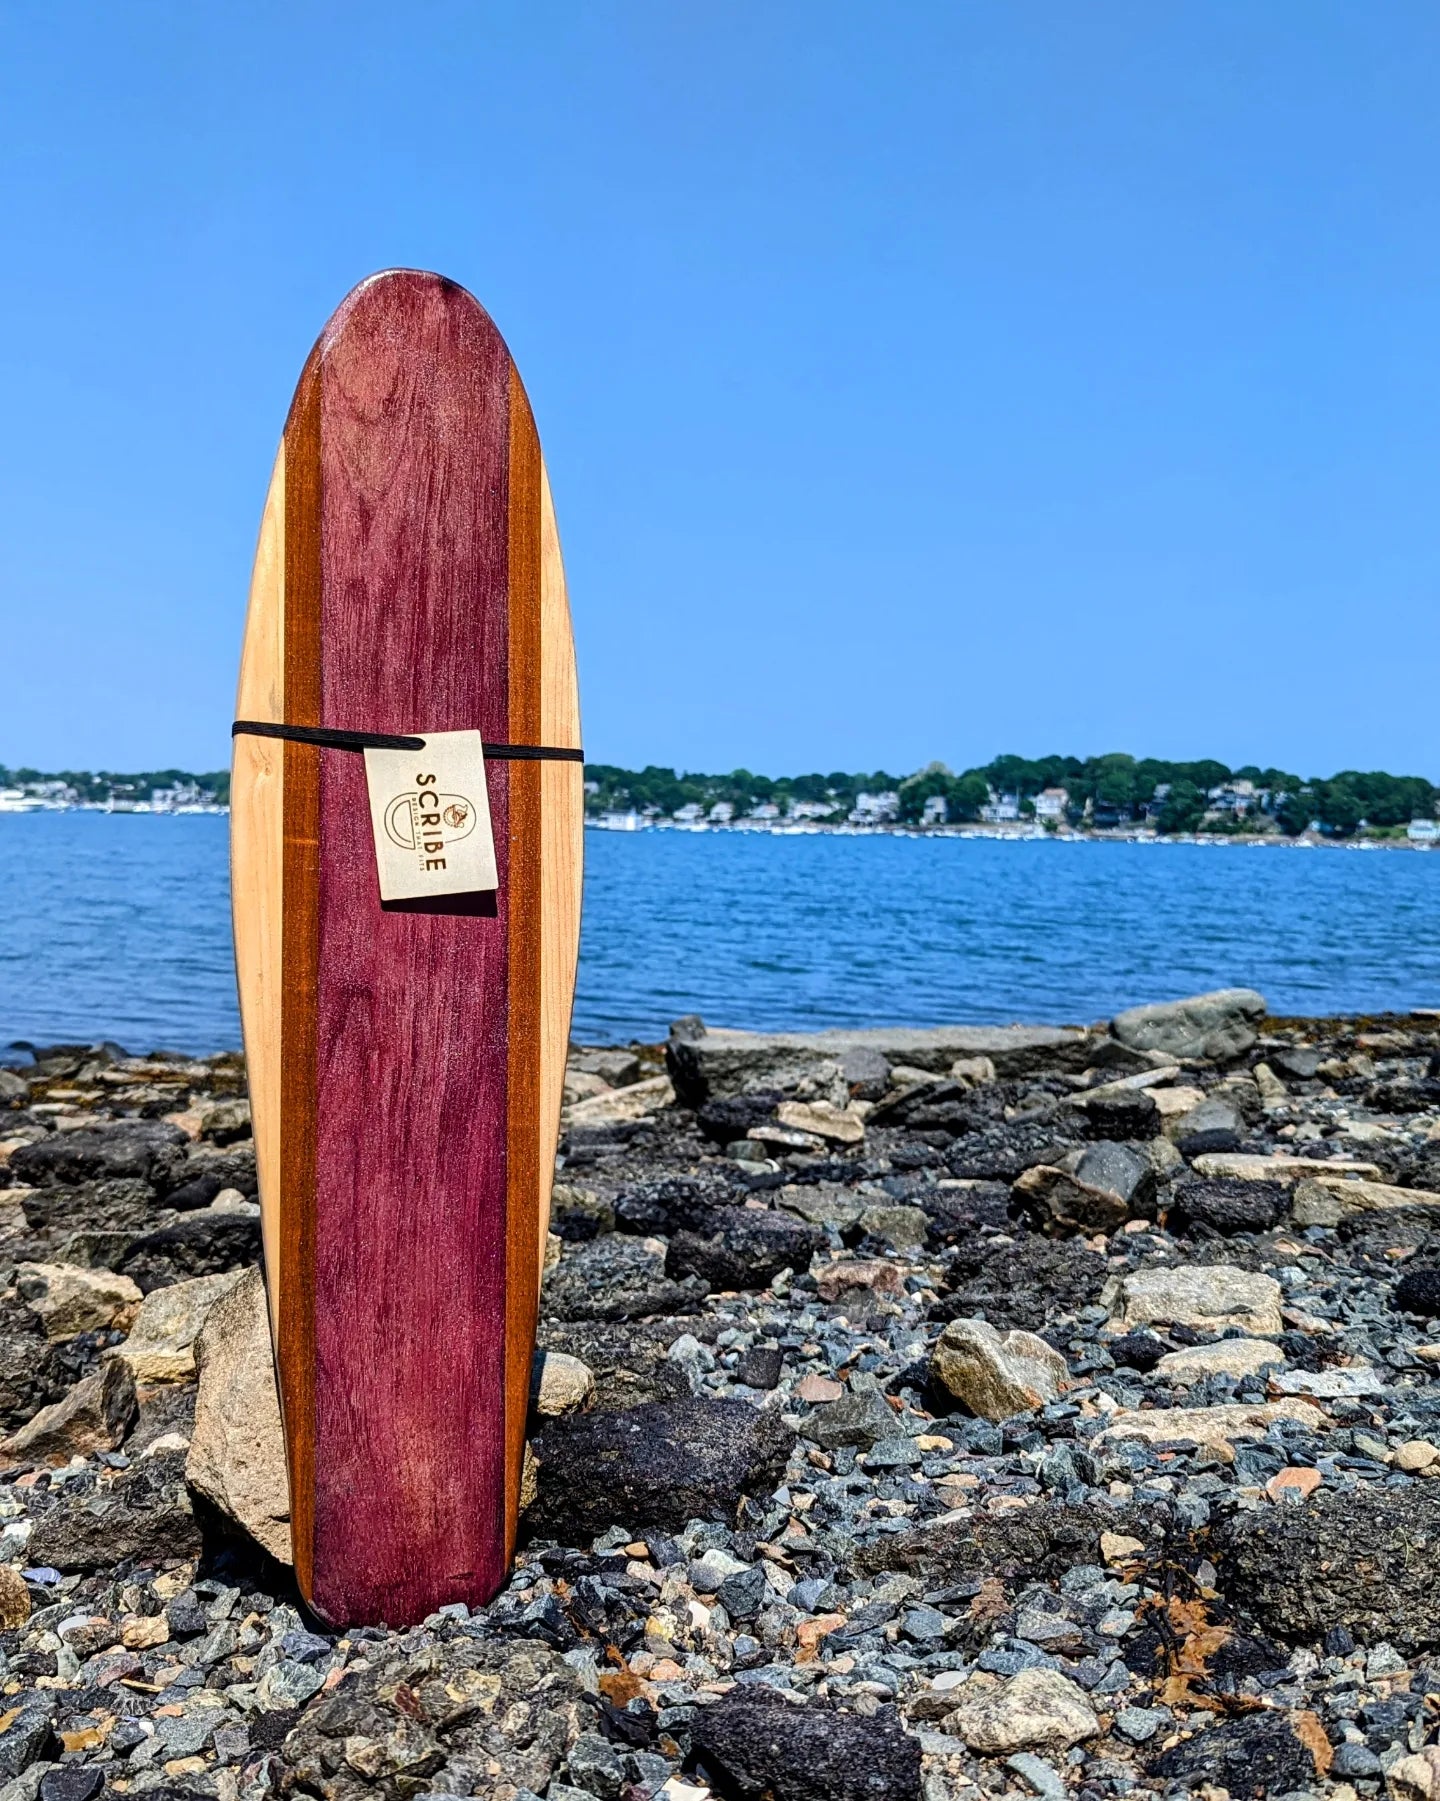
27,1450,201,1570
801,1375,901,1450
541,1236,709,1321
3,1358,136,1464
185,1266,291,1564
857,1204,929,1249
528,1397,793,1537
774,1186,865,1231
14,1263,141,1340
1110,988,1266,1063
114,1268,245,1381
282,1634,595,1799
531,1350,596,1416
1075,1142,1156,1215
690,1684,922,1801
0,1705,56,1780
667,1023,1089,1105
1005,1752,1067,1801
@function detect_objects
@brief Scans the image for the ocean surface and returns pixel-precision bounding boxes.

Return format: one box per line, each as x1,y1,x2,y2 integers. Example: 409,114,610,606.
2,813,1438,1056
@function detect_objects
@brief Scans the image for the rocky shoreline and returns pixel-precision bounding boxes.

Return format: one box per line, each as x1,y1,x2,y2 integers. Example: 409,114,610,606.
4,991,1440,1799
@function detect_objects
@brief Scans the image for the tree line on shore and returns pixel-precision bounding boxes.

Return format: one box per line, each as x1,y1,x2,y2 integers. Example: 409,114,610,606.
584,753,1439,836
4,754,1435,837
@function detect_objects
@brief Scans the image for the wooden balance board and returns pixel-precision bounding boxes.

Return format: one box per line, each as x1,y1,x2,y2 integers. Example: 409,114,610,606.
230,269,582,1626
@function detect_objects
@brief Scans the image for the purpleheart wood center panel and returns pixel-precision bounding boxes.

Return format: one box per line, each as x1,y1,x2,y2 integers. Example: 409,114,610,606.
311,274,514,1622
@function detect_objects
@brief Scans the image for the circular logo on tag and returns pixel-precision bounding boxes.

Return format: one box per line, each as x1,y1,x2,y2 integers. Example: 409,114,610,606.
384,791,479,852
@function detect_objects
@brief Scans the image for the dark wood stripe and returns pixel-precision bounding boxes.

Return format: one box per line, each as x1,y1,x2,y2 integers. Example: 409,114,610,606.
307,272,513,1623
280,367,322,1606
504,366,543,1558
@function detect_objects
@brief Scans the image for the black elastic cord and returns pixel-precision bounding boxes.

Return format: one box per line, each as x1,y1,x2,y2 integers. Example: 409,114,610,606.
232,720,584,762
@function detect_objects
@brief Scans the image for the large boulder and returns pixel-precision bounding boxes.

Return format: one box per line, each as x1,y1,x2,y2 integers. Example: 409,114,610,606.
115,1269,245,1381
184,1266,291,1563
1110,988,1266,1063
1212,1483,1440,1651
14,1262,141,1339
667,1021,1089,1106
8,1119,187,1189
691,1686,921,1801
527,1397,793,1537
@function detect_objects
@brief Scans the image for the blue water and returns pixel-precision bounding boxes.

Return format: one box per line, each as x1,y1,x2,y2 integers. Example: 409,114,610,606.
2,813,1438,1054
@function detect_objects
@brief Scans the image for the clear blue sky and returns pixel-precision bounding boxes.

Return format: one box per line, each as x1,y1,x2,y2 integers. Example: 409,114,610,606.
1,3,1437,780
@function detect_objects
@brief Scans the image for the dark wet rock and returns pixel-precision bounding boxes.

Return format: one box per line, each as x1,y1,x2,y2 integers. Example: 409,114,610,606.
1080,1091,1160,1140
613,1173,736,1234
548,1182,616,1241
1077,1142,1155,1215
1270,1045,1322,1081
9,1121,186,1190
159,1144,258,1209
1393,1266,1440,1318
935,1238,1108,1333
736,1344,783,1389
1368,1078,1440,1113
946,1122,1079,1184
1213,1482,1440,1651
1111,988,1266,1063
857,1499,1159,1588
1012,1164,1128,1235
39,1766,104,1801
666,1207,823,1292
1149,1709,1318,1793
870,1080,996,1137
115,1207,261,1291
542,1236,709,1322
528,1398,793,1537
1108,1331,1169,1372
691,1686,921,1801
916,1182,1010,1246
536,1321,693,1411
17,1178,157,1238
695,1094,785,1145
0,1300,110,1432
27,1450,201,1571
1168,1178,1289,1236
282,1633,595,1799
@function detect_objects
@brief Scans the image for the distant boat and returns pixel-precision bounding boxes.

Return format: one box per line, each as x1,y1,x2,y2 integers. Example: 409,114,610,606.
0,789,43,813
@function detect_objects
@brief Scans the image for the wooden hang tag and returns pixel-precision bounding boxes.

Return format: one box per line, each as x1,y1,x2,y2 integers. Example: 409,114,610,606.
362,730,498,902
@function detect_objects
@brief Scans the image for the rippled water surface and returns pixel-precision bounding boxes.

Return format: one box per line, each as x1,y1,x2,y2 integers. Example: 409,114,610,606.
2,814,1437,1054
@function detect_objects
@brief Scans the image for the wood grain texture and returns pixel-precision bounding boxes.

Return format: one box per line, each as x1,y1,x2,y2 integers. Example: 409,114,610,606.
232,449,285,1343
231,269,581,1626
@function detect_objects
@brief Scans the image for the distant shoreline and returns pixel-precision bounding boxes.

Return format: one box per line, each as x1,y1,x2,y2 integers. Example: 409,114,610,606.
0,810,1433,850
585,816,1437,851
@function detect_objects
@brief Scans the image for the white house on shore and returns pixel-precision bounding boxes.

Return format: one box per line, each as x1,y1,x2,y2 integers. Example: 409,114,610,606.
1033,787,1069,822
